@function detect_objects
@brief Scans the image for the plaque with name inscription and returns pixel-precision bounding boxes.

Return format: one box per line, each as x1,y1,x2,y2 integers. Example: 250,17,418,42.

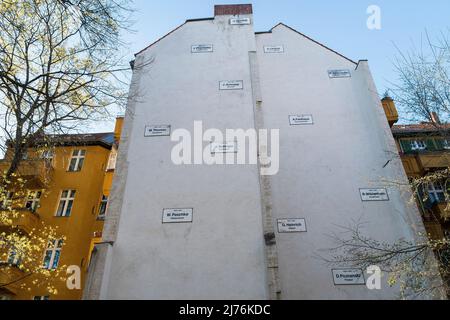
359,188,389,201
277,218,307,233
332,269,365,285
229,17,251,25
144,125,171,137
191,44,213,53
264,45,284,53
162,208,193,223
210,141,238,153
328,69,351,78
289,115,313,125
219,80,243,90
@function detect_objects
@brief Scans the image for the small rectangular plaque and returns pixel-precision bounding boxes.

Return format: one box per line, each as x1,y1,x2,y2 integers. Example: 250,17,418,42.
264,45,284,53
328,69,351,78
210,141,238,153
289,115,313,125
229,17,251,25
191,44,213,53
144,125,171,137
332,269,365,285
277,218,307,233
162,208,193,223
219,80,243,90
359,188,389,201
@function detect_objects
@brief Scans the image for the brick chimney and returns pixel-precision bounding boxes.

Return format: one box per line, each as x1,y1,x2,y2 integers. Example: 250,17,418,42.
214,4,253,16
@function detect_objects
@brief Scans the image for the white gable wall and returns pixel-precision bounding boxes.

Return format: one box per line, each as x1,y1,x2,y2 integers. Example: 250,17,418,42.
256,25,425,299
94,13,432,300
104,15,269,299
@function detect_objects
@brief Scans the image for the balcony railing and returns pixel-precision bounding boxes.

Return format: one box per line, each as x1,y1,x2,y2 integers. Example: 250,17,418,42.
381,97,399,127
0,209,40,234
400,151,450,176
423,221,445,241
0,263,25,295
417,152,450,170
0,159,53,188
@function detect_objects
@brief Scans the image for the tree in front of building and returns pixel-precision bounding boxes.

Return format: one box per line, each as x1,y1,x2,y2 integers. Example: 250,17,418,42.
319,220,448,299
1,171,65,296
321,32,450,299
0,0,131,297
0,0,131,175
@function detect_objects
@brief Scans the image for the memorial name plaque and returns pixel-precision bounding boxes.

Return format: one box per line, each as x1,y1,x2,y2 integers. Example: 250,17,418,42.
328,69,351,78
289,115,313,125
359,188,389,201
332,269,365,285
210,141,238,153
191,44,213,53
229,17,251,25
264,45,284,53
144,125,171,137
162,208,193,223
219,80,243,90
277,218,307,233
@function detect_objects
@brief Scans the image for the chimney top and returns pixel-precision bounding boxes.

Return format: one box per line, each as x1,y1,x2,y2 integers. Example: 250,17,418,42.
214,4,252,16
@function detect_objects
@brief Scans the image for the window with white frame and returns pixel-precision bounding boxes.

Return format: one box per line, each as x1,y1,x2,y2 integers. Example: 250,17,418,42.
443,139,450,150
410,140,427,151
40,149,54,161
68,149,86,172
1,246,22,266
25,190,42,212
33,296,50,300
98,195,108,220
427,181,446,203
42,239,63,270
1,191,13,209
55,190,76,217
6,249,21,266
106,148,117,171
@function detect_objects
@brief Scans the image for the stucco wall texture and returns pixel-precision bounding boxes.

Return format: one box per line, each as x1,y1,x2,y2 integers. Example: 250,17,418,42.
91,6,431,300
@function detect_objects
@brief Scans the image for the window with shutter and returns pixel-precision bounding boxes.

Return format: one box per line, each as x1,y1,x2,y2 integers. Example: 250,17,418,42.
400,139,413,153
425,139,436,151
435,139,445,150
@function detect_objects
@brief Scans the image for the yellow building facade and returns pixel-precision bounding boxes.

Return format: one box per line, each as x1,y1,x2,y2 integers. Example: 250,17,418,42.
382,97,450,240
0,118,122,300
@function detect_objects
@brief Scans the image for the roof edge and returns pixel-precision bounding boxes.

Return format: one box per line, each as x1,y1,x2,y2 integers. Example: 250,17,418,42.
135,17,214,57
185,17,214,23
5,132,115,150
134,20,358,66
135,21,186,57
257,23,357,65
